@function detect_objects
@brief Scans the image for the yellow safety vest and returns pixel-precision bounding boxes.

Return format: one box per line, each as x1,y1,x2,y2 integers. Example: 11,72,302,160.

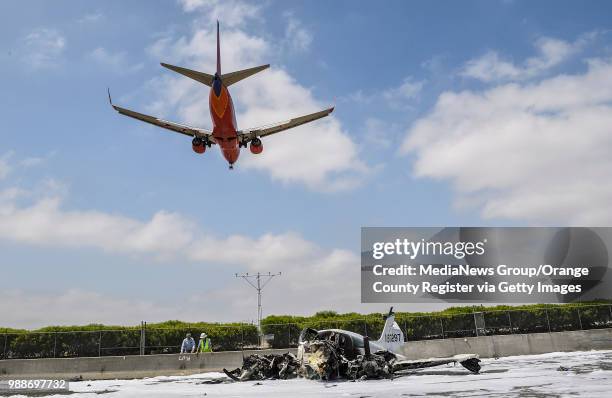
198,338,212,352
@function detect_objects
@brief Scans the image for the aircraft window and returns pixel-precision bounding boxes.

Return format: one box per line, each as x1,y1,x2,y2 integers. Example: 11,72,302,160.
351,335,364,348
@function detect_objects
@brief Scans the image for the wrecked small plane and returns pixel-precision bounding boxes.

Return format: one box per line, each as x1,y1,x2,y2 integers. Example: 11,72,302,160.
224,308,481,381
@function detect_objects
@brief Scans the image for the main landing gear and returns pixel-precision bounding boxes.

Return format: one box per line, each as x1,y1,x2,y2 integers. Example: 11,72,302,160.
229,163,234,170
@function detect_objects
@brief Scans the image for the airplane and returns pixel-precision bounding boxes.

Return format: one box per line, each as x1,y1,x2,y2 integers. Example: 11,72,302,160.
296,307,482,379
108,21,334,169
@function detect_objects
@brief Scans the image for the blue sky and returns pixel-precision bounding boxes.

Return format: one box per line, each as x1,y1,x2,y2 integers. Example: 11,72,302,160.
1,0,612,328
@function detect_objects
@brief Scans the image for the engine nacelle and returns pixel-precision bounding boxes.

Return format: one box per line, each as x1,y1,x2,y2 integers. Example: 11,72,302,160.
250,138,263,154
192,138,206,154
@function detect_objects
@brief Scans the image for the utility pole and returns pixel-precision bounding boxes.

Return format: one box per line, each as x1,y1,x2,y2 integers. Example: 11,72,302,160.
235,272,281,334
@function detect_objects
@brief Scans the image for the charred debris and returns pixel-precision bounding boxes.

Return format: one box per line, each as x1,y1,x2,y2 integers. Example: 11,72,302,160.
224,331,481,382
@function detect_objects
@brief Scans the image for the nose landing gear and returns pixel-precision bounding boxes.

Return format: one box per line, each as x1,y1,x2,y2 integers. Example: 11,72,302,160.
229,163,234,170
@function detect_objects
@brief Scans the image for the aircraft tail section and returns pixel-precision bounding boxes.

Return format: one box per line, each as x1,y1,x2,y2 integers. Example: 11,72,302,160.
217,20,268,85
160,63,214,86
221,64,270,86
160,21,269,87
216,20,221,75
376,307,404,353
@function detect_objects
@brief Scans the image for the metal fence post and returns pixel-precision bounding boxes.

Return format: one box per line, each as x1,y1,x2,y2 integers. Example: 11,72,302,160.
440,318,445,339
364,321,368,337
98,331,102,357
482,313,487,335
473,312,479,337
577,308,583,330
507,311,513,334
144,322,147,355
53,333,57,358
241,324,244,351
2,334,7,359
287,324,291,347
545,309,551,333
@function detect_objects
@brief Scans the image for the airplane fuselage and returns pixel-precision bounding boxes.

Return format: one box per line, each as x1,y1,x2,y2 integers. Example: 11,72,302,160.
210,74,240,166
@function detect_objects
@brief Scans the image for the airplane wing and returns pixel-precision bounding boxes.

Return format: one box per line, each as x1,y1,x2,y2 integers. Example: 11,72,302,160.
237,107,334,144
108,90,214,141
392,354,481,374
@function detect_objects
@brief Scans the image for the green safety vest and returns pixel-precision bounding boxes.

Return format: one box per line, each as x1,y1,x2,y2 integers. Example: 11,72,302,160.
198,338,212,352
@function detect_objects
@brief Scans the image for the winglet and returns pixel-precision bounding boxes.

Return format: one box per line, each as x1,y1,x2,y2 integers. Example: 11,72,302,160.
107,88,114,107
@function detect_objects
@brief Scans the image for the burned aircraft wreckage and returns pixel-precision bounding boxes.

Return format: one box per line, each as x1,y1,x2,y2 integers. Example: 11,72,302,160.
224,308,481,381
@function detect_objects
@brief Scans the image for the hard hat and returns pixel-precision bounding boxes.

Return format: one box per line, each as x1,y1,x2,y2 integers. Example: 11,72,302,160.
200,333,207,338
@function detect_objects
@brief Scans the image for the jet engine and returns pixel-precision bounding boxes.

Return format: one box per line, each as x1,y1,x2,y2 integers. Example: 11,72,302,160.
192,137,206,154
250,138,263,154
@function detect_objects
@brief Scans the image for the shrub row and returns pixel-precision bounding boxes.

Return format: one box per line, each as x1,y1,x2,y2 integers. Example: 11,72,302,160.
0,322,258,359
2,302,611,358
260,302,612,348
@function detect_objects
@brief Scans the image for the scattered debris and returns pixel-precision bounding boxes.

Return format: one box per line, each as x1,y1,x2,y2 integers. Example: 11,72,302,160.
223,353,299,381
224,334,480,382
223,308,481,382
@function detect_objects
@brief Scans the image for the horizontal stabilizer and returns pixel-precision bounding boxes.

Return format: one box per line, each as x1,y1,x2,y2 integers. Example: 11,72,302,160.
222,64,269,86
160,62,214,86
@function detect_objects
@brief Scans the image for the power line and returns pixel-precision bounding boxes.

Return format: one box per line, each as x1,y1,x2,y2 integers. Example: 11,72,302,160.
235,272,281,334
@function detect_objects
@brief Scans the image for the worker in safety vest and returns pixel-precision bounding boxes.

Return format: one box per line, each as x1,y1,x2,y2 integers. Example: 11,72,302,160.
197,332,212,353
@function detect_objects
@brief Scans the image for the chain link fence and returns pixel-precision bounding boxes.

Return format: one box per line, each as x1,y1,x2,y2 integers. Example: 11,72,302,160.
2,304,612,359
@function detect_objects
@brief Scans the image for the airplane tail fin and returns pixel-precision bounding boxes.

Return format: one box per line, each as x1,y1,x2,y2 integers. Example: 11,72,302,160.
376,307,404,353
216,20,221,75
161,22,269,87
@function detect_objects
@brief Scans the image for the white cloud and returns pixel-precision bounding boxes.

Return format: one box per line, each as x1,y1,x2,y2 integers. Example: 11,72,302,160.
345,77,425,110
19,157,44,167
283,12,312,52
402,58,612,224
177,0,261,27
89,47,144,74
0,175,361,326
0,158,10,180
21,28,66,69
382,78,425,108
0,290,181,329
78,11,104,24
363,118,400,149
0,195,196,257
147,23,368,191
461,34,596,82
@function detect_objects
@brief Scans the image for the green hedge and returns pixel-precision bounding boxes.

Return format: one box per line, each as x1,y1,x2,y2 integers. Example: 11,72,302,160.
2,302,611,358
0,322,258,359
261,302,612,347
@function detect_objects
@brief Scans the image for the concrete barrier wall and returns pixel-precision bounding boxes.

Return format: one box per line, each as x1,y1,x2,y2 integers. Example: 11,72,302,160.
399,328,612,359
0,349,297,381
2,329,612,380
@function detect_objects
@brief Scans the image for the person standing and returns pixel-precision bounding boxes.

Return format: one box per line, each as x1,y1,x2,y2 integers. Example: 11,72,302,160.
197,332,212,353
181,333,196,353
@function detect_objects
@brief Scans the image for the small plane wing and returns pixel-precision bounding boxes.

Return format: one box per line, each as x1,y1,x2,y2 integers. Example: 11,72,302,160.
392,354,481,374
108,89,214,141
237,106,334,144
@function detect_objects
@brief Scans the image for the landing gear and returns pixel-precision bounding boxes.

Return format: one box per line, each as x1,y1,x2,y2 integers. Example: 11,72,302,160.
229,163,234,170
